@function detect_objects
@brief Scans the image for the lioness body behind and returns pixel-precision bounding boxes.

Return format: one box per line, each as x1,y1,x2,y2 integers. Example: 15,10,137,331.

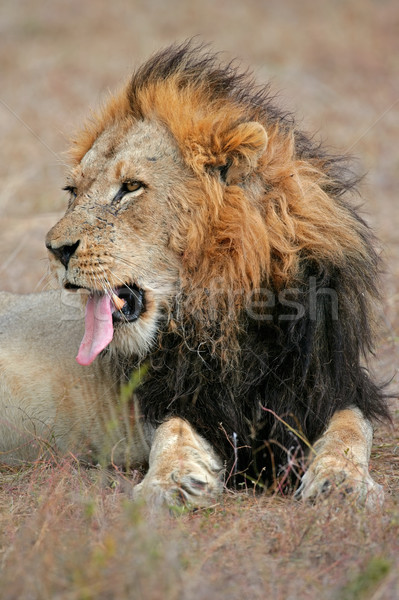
0,290,150,467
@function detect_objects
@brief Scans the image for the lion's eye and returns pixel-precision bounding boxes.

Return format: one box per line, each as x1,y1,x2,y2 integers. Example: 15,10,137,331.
112,181,145,205
124,181,143,193
62,185,77,198
112,181,145,204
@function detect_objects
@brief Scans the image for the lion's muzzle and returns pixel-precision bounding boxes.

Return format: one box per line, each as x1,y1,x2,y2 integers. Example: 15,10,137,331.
46,238,80,269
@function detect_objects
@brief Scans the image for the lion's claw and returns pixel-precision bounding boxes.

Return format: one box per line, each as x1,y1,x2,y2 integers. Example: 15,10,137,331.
297,464,384,510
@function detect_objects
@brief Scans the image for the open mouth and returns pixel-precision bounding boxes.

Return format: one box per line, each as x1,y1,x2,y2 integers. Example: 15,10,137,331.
111,284,145,323
64,281,146,366
65,282,145,323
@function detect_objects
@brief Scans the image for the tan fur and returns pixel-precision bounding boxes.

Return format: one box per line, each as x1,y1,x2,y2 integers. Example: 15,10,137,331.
0,291,151,467
298,407,384,509
0,291,222,506
0,48,383,508
134,418,223,507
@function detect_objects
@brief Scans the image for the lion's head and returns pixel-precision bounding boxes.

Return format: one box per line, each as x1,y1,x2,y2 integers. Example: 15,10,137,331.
46,42,374,368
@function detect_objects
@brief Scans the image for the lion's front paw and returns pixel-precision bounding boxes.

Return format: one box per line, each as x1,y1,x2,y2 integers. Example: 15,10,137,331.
133,462,223,509
296,458,384,510
133,417,224,510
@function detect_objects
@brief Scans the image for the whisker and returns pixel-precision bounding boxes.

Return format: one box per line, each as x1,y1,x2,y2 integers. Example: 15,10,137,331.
108,252,175,296
108,253,138,270
89,272,103,295
99,267,131,323
97,267,131,323
98,271,113,297
34,270,52,293
106,267,138,297
97,269,111,295
32,260,54,293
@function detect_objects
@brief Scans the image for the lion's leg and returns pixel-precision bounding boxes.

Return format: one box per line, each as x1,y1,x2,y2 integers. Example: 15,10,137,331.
133,417,224,508
297,406,383,508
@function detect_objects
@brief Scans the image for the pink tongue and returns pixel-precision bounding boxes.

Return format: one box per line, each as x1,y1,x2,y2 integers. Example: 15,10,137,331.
76,294,114,366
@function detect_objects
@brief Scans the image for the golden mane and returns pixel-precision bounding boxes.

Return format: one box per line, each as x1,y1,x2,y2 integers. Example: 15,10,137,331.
70,42,371,321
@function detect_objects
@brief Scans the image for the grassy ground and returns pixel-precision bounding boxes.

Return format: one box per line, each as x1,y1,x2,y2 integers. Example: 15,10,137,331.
0,1,398,598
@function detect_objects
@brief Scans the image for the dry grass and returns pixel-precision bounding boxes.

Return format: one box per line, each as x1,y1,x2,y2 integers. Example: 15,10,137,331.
1,0,398,598
1,457,398,600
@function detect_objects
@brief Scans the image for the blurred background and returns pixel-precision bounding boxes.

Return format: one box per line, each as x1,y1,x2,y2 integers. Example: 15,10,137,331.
0,0,398,377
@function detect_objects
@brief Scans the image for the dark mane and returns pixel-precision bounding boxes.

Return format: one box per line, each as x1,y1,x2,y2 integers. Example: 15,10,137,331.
108,42,391,489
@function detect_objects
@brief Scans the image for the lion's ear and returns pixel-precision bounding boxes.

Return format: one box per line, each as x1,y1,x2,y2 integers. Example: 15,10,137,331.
218,122,268,184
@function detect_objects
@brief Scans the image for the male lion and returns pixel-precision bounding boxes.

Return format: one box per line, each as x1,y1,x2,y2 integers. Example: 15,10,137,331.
0,43,389,508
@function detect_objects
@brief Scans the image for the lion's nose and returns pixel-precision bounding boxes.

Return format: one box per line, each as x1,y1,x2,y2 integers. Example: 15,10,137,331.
46,240,80,268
